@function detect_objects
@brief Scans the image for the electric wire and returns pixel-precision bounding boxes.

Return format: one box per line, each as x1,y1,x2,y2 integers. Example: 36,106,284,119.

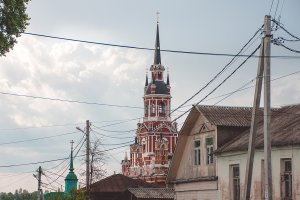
173,44,261,122
170,26,263,115
278,43,300,54
0,131,79,146
91,129,134,139
272,19,300,41
0,90,143,109
22,32,300,59
0,122,85,132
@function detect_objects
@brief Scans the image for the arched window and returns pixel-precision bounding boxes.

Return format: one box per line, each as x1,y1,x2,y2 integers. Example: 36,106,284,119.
158,102,165,114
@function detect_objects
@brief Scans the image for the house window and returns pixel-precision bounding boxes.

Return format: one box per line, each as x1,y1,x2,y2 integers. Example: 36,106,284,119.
281,158,292,199
206,137,214,165
194,140,201,165
230,164,240,200
158,102,165,114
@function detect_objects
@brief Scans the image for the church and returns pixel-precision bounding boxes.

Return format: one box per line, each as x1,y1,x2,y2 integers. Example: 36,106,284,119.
121,21,178,186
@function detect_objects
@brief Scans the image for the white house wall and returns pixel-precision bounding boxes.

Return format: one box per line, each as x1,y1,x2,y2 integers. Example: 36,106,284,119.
217,147,300,200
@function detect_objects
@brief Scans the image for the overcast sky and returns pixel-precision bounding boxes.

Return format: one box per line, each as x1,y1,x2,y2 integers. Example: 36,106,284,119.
0,0,299,193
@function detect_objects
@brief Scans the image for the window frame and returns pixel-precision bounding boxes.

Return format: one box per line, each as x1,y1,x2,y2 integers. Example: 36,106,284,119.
230,164,240,200
194,140,201,166
281,158,292,200
206,137,214,165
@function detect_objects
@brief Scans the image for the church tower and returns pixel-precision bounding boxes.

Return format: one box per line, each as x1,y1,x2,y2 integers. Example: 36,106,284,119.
121,20,178,186
65,140,78,194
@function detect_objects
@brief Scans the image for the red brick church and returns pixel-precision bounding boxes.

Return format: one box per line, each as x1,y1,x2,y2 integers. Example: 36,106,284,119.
121,22,178,186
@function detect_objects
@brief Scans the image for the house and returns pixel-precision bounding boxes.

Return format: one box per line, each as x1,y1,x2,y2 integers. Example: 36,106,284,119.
167,105,256,199
167,104,300,200
215,104,300,200
89,174,174,200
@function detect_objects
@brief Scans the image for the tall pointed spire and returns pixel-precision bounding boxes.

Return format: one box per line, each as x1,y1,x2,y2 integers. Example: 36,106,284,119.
65,140,78,194
154,12,161,65
69,140,74,172
145,70,148,86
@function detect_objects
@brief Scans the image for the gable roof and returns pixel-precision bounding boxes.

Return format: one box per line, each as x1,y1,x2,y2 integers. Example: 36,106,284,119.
90,174,161,193
216,104,300,153
196,105,258,127
128,188,174,199
167,105,255,181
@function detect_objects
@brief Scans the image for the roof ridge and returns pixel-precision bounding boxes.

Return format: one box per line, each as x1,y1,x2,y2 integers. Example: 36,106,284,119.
197,105,253,109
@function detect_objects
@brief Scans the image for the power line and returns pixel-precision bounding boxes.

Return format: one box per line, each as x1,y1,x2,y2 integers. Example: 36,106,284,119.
91,125,136,133
0,90,143,109
272,19,300,41
0,122,85,132
91,129,134,139
171,26,263,115
0,140,130,168
0,157,70,168
278,43,300,54
23,32,300,59
0,131,79,146
173,44,261,122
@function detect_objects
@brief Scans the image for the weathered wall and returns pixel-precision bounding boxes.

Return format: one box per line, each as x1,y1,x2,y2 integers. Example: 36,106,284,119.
176,115,216,180
217,147,300,200
174,181,218,200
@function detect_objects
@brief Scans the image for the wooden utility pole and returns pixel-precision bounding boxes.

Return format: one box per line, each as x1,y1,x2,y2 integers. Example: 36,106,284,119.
243,15,272,200
243,40,264,200
263,15,272,200
37,166,42,200
86,120,90,200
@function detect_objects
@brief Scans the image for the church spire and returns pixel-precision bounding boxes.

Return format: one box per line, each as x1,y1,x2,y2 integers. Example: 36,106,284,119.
154,12,161,65
65,140,78,194
69,140,74,172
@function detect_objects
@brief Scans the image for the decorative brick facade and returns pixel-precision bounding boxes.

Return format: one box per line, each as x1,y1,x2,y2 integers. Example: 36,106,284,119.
121,22,178,186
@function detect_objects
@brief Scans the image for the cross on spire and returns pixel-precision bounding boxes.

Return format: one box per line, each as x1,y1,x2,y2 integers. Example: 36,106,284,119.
156,11,160,24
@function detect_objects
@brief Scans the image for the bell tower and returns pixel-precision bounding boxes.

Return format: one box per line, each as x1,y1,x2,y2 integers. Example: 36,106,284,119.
122,19,178,186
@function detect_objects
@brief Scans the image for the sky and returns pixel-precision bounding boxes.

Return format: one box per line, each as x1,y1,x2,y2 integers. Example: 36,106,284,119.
0,0,300,193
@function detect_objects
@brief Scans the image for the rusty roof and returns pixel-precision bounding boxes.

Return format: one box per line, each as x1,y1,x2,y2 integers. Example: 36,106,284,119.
196,105,261,127
216,104,300,153
128,188,174,199
90,174,161,193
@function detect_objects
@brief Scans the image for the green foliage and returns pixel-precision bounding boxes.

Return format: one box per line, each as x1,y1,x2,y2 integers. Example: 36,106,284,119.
44,189,85,200
0,188,36,200
0,0,30,56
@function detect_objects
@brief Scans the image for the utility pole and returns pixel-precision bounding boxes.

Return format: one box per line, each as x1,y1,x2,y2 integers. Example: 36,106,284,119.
263,15,272,200
76,120,91,200
35,166,42,200
243,40,264,200
86,120,90,200
243,15,272,200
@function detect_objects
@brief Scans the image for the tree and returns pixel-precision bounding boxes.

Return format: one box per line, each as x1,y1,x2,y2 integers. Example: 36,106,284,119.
0,0,31,56
80,138,107,186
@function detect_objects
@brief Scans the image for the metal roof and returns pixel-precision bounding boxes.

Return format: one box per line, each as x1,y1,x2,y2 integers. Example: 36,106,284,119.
196,105,261,127
90,174,161,193
216,104,300,153
145,81,169,95
128,188,174,199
